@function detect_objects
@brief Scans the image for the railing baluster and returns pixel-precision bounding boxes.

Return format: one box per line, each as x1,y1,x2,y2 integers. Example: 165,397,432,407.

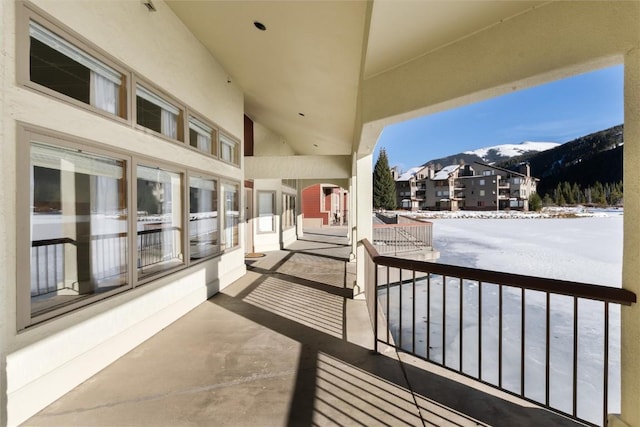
573,296,578,418
499,285,503,388
412,270,416,355
399,268,403,349
427,272,431,360
459,277,463,372
386,266,391,344
442,274,446,366
374,257,378,353
479,281,483,381
546,292,551,407
521,288,526,397
603,302,609,427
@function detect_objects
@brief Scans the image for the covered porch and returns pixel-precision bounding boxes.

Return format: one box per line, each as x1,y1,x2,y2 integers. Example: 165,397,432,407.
24,227,584,427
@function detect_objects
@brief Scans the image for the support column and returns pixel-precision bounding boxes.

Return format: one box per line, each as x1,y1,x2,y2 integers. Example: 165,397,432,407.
354,154,373,298
613,47,640,427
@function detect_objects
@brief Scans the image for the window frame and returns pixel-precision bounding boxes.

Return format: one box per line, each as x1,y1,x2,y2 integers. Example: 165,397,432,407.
257,190,277,234
220,181,242,250
219,132,241,166
187,112,219,158
282,192,297,231
17,125,134,330
134,159,187,284
187,171,221,264
133,79,185,143
17,5,130,124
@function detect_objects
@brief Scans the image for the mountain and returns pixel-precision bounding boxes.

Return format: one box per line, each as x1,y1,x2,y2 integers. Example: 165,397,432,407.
498,124,623,197
421,141,560,169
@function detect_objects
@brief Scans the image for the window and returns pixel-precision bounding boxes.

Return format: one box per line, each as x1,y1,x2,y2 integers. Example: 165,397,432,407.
136,84,184,141
189,175,219,261
136,165,184,279
479,190,486,196
283,194,296,230
479,179,486,186
220,133,239,165
222,183,240,249
257,191,276,233
513,177,522,184
28,140,129,323
482,170,492,176
28,20,126,118
189,116,218,157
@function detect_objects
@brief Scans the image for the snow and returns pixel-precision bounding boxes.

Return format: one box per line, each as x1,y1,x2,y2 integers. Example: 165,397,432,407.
432,164,460,180
379,212,623,425
464,141,560,162
396,166,424,181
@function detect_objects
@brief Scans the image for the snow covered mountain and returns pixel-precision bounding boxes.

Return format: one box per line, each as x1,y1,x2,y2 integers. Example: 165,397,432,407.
422,140,559,169
464,141,560,163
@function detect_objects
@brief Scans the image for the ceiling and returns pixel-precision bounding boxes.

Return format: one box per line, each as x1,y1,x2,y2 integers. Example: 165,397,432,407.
166,0,548,157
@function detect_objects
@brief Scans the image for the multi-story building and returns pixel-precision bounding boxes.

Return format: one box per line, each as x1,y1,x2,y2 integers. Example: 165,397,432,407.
419,162,538,211
393,166,429,210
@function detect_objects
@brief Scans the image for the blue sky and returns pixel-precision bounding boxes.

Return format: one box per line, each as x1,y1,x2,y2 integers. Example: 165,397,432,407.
376,65,624,172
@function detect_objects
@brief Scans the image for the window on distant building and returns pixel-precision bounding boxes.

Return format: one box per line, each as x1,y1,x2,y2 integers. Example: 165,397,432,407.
189,175,219,261
479,190,486,196
479,179,486,186
136,84,184,141
27,19,126,118
483,170,492,176
513,177,522,184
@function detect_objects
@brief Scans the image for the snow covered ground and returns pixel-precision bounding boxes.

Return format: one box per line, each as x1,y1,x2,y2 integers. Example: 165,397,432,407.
379,209,623,425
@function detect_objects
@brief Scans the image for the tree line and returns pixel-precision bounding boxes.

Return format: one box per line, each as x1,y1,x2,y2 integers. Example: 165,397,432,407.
534,180,623,209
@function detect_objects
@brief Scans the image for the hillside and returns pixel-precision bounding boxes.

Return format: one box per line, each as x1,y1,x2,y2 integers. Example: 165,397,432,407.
422,141,559,168
498,124,623,196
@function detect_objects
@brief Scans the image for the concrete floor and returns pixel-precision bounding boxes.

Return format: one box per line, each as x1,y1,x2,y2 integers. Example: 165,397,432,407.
24,227,585,427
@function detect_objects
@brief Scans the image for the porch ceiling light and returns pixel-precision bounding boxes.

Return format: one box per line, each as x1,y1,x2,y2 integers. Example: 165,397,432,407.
298,112,305,117
254,21,266,31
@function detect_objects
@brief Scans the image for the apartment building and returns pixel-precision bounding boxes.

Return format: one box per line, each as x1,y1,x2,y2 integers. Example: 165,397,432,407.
396,162,537,211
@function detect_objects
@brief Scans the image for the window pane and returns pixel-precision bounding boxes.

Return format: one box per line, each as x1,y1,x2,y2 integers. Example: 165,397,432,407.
189,176,219,260
136,85,181,140
29,21,123,116
220,135,238,164
137,165,183,278
222,183,239,249
30,142,128,318
258,191,275,232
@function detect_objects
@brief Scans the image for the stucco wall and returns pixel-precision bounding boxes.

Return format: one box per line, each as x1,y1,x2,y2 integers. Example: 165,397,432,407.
1,1,245,424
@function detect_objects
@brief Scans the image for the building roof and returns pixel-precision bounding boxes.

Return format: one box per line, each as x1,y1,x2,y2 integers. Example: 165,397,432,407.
432,165,460,180
395,166,424,182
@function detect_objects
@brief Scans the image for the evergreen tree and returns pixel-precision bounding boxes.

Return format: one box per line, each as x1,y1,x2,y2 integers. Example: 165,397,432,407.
529,193,542,211
373,149,397,210
542,193,554,207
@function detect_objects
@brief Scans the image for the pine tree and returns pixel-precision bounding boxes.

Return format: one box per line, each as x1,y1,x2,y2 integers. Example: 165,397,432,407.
529,193,542,211
373,149,397,210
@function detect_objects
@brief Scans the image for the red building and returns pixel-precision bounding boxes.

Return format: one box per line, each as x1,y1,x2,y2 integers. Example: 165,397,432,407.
301,184,348,227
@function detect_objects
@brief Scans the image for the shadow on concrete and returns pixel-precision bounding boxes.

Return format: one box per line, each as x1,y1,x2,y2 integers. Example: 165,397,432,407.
212,251,585,427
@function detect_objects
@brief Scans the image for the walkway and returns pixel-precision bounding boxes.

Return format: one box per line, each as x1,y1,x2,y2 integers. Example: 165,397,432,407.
24,227,583,427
